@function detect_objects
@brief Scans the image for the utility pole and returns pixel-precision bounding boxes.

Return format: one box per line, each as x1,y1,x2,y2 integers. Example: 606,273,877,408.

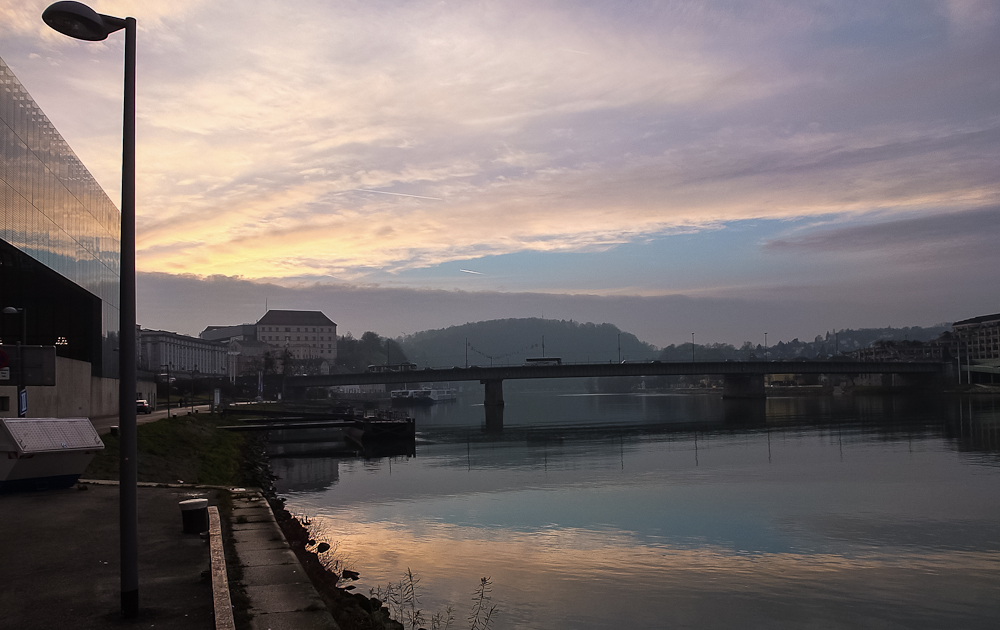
465,337,468,368
691,333,695,362
618,333,621,364
956,344,962,384
190,365,197,414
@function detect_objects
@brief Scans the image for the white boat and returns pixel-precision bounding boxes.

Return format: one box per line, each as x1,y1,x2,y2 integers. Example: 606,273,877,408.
390,387,457,405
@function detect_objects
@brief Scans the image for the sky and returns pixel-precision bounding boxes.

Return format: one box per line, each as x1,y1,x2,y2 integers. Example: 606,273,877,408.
2,0,998,345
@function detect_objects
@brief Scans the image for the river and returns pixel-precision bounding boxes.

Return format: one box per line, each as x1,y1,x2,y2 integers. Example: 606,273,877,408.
274,385,1000,629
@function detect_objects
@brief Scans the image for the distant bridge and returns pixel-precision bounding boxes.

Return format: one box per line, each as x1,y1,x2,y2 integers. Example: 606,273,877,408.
285,360,948,403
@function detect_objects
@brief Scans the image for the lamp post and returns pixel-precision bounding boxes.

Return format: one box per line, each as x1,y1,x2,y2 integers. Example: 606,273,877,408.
691,333,695,363
764,332,768,361
191,365,198,414
2,306,27,417
43,1,139,618
160,364,171,416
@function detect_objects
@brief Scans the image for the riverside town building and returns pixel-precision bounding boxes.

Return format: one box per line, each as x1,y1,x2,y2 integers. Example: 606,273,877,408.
951,312,1000,361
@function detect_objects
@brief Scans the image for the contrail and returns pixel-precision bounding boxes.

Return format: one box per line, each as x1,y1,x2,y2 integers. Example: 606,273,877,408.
460,269,483,275
352,188,443,201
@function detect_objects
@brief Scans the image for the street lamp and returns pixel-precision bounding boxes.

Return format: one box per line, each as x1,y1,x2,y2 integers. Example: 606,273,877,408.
2,306,27,417
191,364,198,414
764,332,768,361
43,1,139,618
159,364,171,416
691,332,695,363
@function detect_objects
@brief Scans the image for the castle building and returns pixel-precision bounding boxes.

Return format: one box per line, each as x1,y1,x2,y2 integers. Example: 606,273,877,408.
255,310,337,362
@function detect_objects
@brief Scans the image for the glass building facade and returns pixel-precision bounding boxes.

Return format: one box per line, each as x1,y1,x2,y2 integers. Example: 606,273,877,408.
0,56,120,378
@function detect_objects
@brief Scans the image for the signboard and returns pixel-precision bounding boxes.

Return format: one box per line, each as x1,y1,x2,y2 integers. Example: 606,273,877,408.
0,349,8,369
0,346,56,386
0,367,8,381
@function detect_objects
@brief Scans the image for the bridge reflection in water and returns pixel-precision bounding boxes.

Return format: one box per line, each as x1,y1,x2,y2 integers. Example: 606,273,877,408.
483,398,768,435
266,395,1000,496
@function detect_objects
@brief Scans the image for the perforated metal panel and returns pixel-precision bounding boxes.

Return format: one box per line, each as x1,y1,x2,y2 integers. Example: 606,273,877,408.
2,418,103,454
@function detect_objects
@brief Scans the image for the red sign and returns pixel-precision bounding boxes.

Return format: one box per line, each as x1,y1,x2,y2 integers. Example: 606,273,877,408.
0,349,8,369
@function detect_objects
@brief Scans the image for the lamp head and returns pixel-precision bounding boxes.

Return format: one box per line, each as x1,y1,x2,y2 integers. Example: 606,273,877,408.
2,307,20,315
42,1,122,41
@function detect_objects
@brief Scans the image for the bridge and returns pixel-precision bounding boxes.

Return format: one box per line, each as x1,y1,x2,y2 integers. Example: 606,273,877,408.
285,360,949,404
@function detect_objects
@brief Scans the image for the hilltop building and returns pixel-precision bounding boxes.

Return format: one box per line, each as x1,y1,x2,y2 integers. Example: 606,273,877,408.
255,310,337,362
217,310,338,379
855,340,947,362
0,57,120,419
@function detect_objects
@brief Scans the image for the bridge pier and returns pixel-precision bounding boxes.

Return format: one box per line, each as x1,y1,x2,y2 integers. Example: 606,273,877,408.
482,379,505,407
723,374,765,399
484,404,504,434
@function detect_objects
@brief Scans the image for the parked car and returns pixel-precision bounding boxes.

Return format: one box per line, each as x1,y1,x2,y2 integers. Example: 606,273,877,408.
136,399,151,414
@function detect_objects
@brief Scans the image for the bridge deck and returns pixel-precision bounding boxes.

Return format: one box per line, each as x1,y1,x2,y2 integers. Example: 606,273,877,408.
287,360,945,389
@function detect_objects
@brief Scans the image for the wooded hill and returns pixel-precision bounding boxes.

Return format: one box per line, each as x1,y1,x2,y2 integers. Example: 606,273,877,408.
397,318,657,368
394,318,951,368
660,324,951,362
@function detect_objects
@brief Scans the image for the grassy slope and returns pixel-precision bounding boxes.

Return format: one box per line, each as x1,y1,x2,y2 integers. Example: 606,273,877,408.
84,413,246,486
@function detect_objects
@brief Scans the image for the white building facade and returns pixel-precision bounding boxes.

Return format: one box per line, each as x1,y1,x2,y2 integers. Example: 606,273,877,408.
255,310,337,362
138,329,227,376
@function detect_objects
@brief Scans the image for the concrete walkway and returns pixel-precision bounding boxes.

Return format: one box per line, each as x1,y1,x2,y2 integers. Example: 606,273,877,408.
0,483,340,630
229,490,340,630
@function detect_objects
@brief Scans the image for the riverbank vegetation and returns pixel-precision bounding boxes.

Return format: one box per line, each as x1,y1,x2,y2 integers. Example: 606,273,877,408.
370,570,497,630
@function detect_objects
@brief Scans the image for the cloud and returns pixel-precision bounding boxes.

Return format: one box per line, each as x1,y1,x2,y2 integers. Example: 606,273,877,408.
764,205,1000,263
3,0,999,316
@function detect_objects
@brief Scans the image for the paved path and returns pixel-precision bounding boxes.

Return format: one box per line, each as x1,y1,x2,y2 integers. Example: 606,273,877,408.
0,484,218,629
229,491,340,630
91,404,214,435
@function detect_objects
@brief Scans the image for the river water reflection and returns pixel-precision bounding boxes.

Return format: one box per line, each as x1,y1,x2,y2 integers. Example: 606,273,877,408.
276,388,1000,629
